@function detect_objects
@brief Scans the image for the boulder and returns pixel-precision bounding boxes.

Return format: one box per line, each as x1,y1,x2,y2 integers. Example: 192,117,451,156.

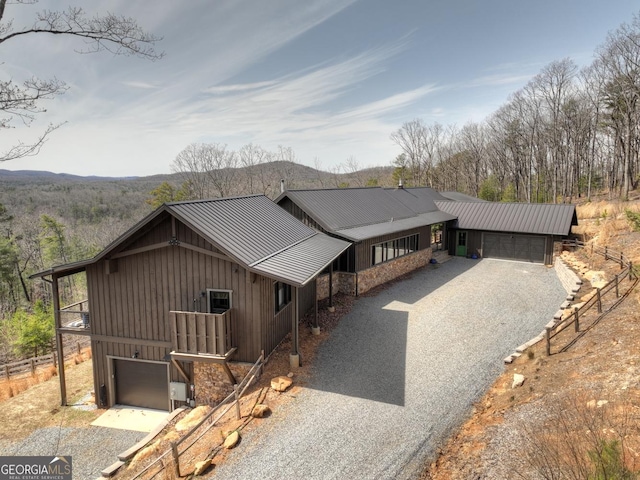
223,430,240,449
251,404,271,418
175,405,211,432
512,373,525,389
193,459,212,476
271,376,293,392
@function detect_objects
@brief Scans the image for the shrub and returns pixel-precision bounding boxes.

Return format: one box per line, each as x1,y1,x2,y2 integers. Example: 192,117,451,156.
625,209,640,232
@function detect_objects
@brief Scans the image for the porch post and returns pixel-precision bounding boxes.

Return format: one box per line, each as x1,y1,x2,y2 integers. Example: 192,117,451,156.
328,263,335,313
312,279,320,336
290,286,300,368
51,275,67,406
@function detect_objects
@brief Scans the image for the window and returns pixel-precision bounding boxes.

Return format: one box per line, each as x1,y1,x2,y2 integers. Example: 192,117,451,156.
274,281,291,313
371,233,419,266
207,289,232,314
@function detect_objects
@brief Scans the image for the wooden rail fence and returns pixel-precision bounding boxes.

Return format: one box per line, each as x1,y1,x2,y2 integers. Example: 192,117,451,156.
545,240,638,355
0,339,90,380
131,351,265,480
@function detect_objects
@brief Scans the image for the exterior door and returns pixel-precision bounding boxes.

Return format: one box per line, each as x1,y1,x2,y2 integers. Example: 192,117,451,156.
456,231,467,257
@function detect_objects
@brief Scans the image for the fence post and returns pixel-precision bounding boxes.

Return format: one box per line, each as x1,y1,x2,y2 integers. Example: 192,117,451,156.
4,365,9,380
171,442,180,478
620,252,624,270
30,359,36,375
630,261,635,280
604,246,608,261
615,275,619,298
596,288,602,314
574,307,580,333
234,384,241,420
545,327,551,356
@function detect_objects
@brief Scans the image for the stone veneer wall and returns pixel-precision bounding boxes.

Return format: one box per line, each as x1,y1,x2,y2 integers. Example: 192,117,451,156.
194,361,253,406
316,271,342,300
355,247,433,295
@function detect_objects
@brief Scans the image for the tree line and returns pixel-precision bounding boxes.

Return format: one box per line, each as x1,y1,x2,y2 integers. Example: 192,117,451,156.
391,12,640,203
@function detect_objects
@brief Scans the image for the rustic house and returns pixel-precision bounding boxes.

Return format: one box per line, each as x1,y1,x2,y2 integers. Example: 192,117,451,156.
276,187,457,296
32,195,349,411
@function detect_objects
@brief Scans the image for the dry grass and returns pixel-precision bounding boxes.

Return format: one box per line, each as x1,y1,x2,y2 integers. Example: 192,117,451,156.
0,348,98,440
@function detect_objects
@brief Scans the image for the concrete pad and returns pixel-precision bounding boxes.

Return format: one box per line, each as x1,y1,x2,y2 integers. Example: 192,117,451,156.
91,405,169,433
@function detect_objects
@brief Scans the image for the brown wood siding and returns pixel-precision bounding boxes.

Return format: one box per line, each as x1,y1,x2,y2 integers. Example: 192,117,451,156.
88,216,272,405
261,278,294,357
353,225,432,272
298,280,316,317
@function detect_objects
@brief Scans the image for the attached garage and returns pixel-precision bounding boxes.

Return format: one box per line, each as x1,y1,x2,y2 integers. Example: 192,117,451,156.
112,358,169,411
482,233,546,263
437,201,578,265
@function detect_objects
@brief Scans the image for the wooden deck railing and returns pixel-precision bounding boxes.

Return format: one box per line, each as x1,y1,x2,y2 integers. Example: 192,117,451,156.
59,299,90,329
169,310,234,356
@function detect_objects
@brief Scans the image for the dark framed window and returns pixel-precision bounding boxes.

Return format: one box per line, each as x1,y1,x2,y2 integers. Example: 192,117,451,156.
207,289,232,314
371,233,419,266
274,281,291,313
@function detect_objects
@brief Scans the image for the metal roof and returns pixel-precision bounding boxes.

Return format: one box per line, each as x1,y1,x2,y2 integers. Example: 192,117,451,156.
168,195,315,266
252,234,350,286
335,211,456,241
279,188,417,231
384,187,448,213
435,201,578,236
33,195,350,287
439,191,487,202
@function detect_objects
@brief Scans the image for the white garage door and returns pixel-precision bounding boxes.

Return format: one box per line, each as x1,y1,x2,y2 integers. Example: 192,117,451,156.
482,233,546,263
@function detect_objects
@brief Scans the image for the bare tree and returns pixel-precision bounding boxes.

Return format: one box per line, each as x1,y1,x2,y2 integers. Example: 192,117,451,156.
171,143,238,199
0,1,163,162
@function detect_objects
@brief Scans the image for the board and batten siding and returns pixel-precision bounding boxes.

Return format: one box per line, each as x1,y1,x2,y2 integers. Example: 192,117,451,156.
87,215,270,406
353,225,433,272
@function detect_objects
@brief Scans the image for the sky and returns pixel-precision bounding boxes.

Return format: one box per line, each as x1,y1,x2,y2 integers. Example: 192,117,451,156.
1,0,639,177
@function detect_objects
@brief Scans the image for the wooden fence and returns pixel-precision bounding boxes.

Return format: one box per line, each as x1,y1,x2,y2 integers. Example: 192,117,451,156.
131,351,265,480
0,339,90,380
545,240,638,355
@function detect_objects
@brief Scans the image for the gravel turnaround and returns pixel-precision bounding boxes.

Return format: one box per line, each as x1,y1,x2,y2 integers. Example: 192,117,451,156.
212,258,567,480
0,426,146,479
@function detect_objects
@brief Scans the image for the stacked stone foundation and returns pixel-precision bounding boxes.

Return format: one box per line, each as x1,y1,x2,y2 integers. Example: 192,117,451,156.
194,362,253,406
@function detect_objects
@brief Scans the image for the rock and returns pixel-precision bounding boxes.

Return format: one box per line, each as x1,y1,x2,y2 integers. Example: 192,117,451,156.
175,405,211,432
223,430,240,449
512,373,525,389
193,458,212,476
271,376,293,392
287,372,294,378
251,404,271,418
587,399,597,409
597,400,609,408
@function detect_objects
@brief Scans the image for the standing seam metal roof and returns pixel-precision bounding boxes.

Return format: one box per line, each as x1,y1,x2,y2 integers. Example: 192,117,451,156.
32,195,350,287
168,195,316,266
435,201,577,235
282,188,418,231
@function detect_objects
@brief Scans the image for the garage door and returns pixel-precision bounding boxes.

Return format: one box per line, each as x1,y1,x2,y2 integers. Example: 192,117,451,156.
482,233,546,263
114,359,169,411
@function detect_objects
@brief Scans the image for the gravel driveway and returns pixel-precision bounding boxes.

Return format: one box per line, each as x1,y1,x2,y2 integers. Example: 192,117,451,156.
212,258,567,480
0,426,146,479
